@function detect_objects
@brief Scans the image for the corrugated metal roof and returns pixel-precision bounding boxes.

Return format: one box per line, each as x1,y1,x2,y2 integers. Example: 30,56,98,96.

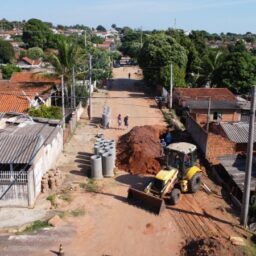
220,122,256,143
0,134,43,164
3,122,61,145
218,154,256,192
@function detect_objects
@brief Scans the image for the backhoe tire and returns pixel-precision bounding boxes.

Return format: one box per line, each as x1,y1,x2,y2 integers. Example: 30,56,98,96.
169,188,181,205
188,172,201,193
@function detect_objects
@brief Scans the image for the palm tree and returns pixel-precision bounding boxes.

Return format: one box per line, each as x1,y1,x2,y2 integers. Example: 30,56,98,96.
50,38,83,80
200,50,223,87
49,38,85,107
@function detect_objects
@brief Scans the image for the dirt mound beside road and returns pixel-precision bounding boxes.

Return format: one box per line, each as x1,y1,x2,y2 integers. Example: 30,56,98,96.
180,236,244,256
116,125,166,175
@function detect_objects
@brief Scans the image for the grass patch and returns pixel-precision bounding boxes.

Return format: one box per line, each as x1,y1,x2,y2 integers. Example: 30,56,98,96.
163,112,172,125
57,211,67,219
70,208,86,217
59,192,72,203
243,242,256,256
85,179,101,193
22,220,51,233
79,183,87,189
47,194,57,208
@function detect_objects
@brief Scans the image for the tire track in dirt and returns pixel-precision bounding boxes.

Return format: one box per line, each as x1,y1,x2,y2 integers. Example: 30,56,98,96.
168,194,230,239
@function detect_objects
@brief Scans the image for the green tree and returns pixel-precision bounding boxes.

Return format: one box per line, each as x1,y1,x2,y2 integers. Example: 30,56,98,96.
49,37,85,107
189,30,208,55
109,50,122,61
2,64,21,79
0,40,15,63
90,47,112,81
229,40,247,53
215,51,256,94
49,38,82,79
138,33,187,89
91,35,104,44
27,47,44,60
96,25,106,32
0,19,13,31
197,49,224,87
22,19,52,49
119,31,142,58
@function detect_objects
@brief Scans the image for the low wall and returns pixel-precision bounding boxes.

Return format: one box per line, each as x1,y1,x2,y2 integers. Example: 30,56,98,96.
64,102,84,144
186,115,208,156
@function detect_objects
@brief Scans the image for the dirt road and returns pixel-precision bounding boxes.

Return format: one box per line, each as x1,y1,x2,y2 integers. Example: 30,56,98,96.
0,67,244,256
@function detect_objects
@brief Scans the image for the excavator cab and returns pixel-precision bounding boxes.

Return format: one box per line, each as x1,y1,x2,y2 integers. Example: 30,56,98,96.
166,142,201,193
166,142,197,179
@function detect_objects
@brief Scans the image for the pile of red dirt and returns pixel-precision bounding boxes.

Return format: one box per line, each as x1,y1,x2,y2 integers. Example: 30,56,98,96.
116,125,167,175
180,236,244,256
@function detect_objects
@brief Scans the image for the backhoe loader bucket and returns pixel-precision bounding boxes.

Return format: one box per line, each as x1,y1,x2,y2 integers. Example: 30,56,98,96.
127,188,166,215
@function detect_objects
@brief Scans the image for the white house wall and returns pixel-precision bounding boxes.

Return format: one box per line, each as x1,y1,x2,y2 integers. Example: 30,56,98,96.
30,129,63,207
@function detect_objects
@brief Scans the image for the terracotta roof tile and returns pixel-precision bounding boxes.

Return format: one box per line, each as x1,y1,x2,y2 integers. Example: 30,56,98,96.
0,72,58,113
0,93,29,113
0,80,52,97
10,72,60,85
174,88,236,102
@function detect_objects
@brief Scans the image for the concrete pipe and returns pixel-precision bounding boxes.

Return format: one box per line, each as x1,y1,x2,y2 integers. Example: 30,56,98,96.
94,144,104,155
98,149,109,156
109,140,115,147
90,155,103,179
108,146,116,167
102,153,114,177
102,114,109,129
104,146,111,152
96,138,102,143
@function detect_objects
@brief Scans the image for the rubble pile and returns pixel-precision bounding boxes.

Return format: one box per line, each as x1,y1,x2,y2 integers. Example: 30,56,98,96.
41,168,63,193
180,236,244,256
116,125,167,175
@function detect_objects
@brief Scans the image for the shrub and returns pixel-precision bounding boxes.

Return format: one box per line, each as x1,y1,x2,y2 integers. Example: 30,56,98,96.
28,105,62,120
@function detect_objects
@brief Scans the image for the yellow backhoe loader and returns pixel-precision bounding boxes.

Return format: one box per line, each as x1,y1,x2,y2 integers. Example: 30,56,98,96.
127,142,202,214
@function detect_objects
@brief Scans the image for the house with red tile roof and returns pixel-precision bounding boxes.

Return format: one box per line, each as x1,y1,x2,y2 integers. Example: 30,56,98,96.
173,88,241,124
97,40,116,51
0,72,60,113
17,57,42,69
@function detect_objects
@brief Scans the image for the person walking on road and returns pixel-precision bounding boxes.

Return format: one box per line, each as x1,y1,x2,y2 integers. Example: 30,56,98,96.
124,115,129,128
117,114,122,129
128,73,131,79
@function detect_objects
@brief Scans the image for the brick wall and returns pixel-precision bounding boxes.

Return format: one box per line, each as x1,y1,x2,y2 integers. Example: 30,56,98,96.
207,133,236,163
190,110,240,125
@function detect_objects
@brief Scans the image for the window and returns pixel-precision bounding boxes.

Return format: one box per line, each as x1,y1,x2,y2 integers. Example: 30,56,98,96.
213,112,222,121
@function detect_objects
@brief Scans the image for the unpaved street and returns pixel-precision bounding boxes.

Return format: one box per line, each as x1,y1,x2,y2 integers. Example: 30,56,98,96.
0,67,244,256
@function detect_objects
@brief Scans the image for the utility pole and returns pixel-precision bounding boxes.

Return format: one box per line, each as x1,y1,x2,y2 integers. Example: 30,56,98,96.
84,30,87,48
89,54,92,120
72,67,76,108
140,27,143,48
206,97,211,133
169,64,173,109
70,70,73,108
61,75,65,129
241,86,256,227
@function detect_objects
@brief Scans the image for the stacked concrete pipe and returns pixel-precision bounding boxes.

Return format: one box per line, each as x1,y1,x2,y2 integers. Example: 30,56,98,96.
91,136,116,179
102,152,114,177
90,155,103,179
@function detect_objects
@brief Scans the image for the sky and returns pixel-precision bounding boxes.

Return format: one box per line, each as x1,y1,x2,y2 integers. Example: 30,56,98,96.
1,0,256,34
